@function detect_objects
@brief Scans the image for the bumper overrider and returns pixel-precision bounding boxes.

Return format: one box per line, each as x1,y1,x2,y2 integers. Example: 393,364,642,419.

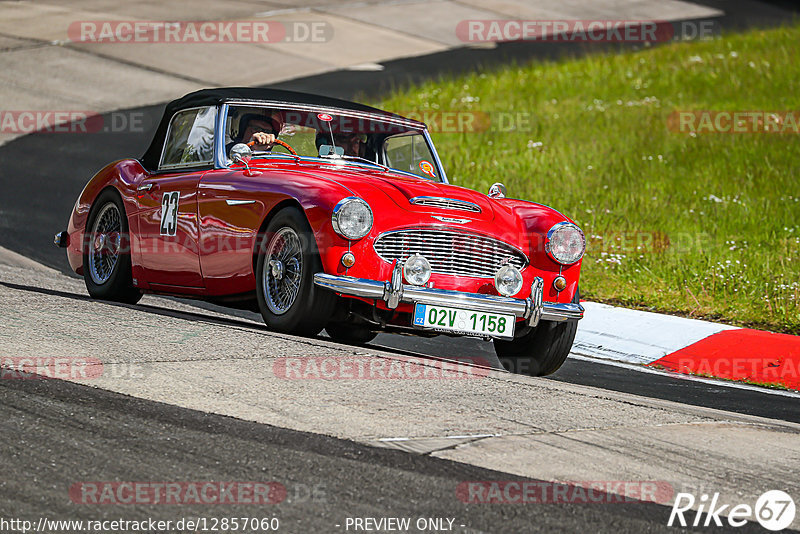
313,261,584,328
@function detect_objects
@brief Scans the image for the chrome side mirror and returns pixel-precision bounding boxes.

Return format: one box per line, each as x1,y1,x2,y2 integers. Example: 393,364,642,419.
488,182,507,199
230,143,252,164
230,143,253,174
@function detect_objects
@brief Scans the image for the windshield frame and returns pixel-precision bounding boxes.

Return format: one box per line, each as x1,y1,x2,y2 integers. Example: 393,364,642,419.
214,101,449,183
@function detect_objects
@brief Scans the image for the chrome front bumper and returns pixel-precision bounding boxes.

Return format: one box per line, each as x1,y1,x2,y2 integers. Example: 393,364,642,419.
313,263,583,327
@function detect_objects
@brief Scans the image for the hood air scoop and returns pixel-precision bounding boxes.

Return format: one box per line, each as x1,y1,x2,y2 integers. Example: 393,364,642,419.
409,196,482,213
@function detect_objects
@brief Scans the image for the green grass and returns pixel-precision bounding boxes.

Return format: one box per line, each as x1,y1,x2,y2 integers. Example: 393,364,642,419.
374,24,800,334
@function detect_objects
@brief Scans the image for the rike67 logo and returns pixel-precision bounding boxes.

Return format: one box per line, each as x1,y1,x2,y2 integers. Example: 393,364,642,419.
668,490,796,531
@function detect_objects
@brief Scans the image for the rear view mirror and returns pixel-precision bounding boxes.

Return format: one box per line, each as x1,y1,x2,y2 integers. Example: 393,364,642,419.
319,144,345,157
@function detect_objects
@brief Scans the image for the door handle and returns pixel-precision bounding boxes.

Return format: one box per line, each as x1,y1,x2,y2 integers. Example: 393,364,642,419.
137,183,153,192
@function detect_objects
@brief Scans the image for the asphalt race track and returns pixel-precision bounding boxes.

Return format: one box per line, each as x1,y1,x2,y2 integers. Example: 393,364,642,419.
0,377,769,534
1,1,799,532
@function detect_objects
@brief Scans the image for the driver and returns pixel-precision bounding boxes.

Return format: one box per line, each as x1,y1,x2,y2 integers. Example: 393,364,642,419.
228,112,283,154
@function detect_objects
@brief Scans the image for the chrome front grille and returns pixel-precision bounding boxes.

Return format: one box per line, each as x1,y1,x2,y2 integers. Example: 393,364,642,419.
409,196,481,213
373,229,527,278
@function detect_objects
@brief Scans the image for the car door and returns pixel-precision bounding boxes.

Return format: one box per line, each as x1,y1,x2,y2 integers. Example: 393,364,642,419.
136,171,205,288
136,106,216,289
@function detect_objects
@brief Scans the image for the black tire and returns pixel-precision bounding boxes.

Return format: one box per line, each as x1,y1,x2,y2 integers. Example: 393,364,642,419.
255,208,336,336
83,189,142,304
325,322,378,345
493,288,580,376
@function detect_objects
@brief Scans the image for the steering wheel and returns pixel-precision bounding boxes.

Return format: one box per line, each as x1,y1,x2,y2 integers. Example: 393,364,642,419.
248,139,298,156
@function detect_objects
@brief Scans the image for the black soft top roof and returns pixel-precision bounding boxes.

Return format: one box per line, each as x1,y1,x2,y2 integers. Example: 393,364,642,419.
141,87,422,170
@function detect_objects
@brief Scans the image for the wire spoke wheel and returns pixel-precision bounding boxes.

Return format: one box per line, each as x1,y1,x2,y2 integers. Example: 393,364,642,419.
255,207,336,336
263,227,303,315
88,202,122,285
82,190,141,305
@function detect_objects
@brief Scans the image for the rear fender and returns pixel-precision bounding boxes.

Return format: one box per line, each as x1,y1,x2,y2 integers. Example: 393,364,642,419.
66,159,148,276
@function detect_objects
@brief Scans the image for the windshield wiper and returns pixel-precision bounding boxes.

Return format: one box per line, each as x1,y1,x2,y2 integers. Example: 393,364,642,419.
319,154,389,172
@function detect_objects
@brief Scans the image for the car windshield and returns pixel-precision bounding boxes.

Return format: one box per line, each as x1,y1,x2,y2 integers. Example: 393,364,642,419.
225,105,442,181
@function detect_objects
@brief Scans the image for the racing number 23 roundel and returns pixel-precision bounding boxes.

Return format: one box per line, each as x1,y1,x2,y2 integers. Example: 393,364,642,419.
160,191,179,236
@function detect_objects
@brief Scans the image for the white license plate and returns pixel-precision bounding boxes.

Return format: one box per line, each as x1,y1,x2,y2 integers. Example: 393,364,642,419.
413,304,515,339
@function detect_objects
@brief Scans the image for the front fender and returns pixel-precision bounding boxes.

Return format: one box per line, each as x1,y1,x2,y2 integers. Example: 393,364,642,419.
500,198,583,303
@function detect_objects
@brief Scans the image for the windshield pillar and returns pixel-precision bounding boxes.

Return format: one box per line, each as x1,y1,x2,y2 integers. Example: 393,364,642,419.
214,103,230,169
423,129,449,184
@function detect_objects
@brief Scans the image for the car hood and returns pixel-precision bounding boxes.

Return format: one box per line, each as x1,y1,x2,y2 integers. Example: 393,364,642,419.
244,161,569,255
281,163,500,222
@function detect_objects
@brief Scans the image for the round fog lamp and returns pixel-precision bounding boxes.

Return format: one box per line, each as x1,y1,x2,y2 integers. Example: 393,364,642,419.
341,252,356,268
553,275,567,292
495,265,524,297
403,254,432,286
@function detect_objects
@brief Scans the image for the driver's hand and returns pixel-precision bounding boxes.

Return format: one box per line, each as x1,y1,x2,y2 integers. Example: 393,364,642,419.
249,132,276,149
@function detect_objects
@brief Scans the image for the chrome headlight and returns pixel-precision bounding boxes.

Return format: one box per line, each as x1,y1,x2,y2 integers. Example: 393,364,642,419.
403,254,432,286
495,265,524,297
332,197,373,240
546,222,585,265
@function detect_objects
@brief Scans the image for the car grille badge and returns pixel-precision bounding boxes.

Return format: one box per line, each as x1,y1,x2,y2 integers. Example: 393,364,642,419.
431,215,471,224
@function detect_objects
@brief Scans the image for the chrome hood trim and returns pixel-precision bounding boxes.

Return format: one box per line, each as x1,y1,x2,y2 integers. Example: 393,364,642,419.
410,196,482,213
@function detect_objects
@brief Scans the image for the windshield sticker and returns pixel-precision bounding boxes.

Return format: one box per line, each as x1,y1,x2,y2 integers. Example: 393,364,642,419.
419,160,436,178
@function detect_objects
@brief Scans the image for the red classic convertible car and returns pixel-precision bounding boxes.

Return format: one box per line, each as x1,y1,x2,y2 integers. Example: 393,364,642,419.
55,88,585,375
